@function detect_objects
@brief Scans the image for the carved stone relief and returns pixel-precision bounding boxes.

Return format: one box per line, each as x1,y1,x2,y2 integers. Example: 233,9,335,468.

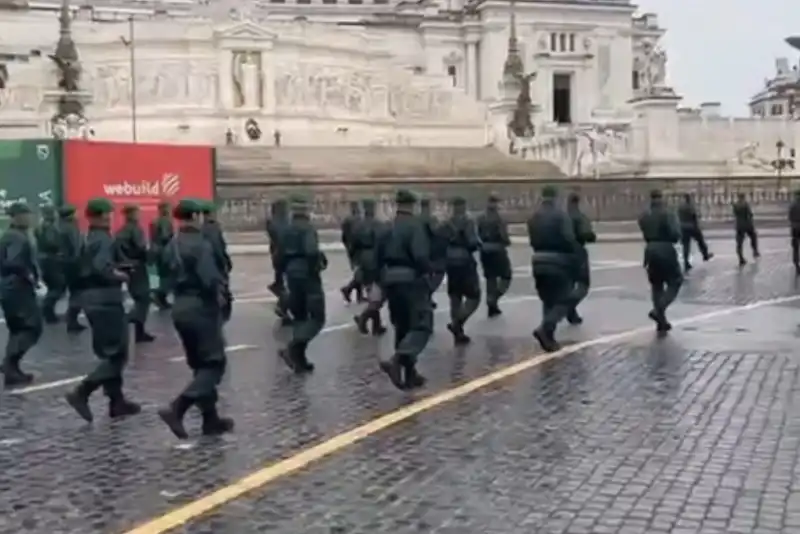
273,63,455,121
88,61,218,109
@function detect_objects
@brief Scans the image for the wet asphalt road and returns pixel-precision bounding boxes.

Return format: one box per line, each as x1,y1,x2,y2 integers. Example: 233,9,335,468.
2,237,800,534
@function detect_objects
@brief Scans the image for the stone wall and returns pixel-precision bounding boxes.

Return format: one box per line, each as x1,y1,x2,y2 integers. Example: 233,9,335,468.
216,175,794,231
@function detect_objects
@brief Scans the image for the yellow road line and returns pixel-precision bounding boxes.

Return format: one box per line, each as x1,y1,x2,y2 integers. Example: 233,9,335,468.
122,294,800,534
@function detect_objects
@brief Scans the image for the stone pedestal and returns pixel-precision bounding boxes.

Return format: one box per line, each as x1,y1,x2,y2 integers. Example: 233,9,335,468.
43,89,93,138
628,90,682,161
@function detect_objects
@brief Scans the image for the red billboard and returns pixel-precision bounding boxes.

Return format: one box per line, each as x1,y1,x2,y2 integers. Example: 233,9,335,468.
63,140,215,232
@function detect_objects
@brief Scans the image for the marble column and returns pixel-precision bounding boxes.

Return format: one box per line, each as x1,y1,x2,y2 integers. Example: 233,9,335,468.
218,49,234,109
260,47,275,113
466,40,478,98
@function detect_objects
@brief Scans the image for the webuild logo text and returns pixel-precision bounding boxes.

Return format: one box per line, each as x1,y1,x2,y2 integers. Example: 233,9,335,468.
102,173,181,197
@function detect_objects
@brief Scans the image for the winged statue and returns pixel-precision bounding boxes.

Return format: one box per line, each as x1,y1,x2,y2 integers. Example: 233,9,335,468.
48,54,81,92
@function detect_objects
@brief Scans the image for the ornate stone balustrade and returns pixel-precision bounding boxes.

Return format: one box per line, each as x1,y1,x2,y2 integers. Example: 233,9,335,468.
215,175,794,231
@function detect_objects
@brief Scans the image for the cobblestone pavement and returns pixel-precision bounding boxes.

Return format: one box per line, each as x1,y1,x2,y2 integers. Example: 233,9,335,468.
0,237,798,534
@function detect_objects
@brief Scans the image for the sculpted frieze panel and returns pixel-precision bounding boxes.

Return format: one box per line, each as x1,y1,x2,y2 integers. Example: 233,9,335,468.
274,62,455,121
88,60,217,109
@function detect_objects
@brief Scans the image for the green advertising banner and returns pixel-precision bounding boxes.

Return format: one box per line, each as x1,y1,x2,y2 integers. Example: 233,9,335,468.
0,139,62,228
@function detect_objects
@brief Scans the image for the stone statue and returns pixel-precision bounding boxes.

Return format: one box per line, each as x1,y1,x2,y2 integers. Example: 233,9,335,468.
508,72,536,138
638,41,668,94
48,55,81,92
232,52,261,108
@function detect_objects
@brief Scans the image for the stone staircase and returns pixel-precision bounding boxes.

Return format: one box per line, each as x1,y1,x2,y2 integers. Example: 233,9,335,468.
216,146,564,181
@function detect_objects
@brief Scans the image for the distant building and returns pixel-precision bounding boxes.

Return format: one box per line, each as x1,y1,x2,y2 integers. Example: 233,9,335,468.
749,37,800,119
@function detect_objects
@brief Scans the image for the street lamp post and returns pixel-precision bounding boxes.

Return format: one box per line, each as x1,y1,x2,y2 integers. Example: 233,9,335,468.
120,16,137,142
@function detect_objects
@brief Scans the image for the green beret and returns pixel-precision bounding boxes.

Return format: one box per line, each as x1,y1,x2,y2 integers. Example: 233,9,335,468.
488,193,500,202
158,200,171,209
289,195,308,210
568,192,580,203
173,198,202,220
41,205,56,216
541,186,558,198
85,198,114,216
451,196,466,206
395,189,417,205
58,205,76,217
122,204,139,214
362,198,376,208
6,202,31,217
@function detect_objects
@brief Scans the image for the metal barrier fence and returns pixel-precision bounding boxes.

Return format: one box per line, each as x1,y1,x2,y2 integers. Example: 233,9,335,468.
216,176,792,232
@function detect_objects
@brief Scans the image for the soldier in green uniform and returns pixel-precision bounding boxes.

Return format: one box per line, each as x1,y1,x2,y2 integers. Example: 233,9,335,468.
34,205,62,323
527,186,580,352
440,196,481,345
565,192,596,324
733,192,759,266
638,189,683,334
57,205,86,332
266,198,291,324
148,200,174,309
114,204,155,342
677,193,713,272
477,193,512,317
419,198,445,308
277,195,327,373
0,202,42,387
158,199,233,439
789,190,800,275
200,202,233,322
353,198,387,336
377,189,432,390
339,201,365,304
64,198,141,423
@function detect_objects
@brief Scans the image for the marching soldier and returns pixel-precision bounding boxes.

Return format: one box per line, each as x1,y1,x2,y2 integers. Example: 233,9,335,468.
339,201,364,304
377,189,431,390
441,196,481,345
419,198,445,307
733,192,759,266
638,189,683,334
201,202,233,322
0,202,42,387
115,204,155,342
34,205,62,323
149,201,174,309
353,198,387,336
789,190,800,275
65,198,141,422
677,193,713,272
477,193,512,318
277,195,327,373
57,205,86,332
566,192,596,324
158,199,233,439
527,186,579,352
266,198,291,323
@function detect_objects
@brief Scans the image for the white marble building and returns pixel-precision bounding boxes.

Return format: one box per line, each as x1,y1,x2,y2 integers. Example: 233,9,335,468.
0,0,798,177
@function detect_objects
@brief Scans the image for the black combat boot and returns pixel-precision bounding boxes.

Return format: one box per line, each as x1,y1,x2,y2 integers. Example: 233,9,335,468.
158,396,194,439
107,385,142,419
648,310,672,335
371,314,387,336
201,406,234,437
566,309,583,325
134,322,155,343
354,313,370,335
65,381,97,422
403,362,426,389
533,326,560,353
153,292,171,310
42,305,59,324
379,354,406,391
447,322,471,345
487,303,502,318
65,309,86,333
2,357,33,387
